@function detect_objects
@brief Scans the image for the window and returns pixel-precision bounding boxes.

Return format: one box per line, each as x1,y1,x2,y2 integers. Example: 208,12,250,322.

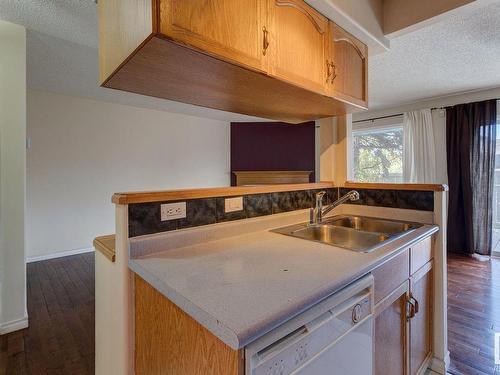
352,126,404,183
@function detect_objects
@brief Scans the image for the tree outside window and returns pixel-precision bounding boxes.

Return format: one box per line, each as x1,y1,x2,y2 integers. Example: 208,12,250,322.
352,127,404,182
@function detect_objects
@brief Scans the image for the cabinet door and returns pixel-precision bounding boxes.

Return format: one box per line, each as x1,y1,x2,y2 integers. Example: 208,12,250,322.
374,282,409,375
159,0,267,72
409,261,433,375
269,0,329,95
329,22,368,107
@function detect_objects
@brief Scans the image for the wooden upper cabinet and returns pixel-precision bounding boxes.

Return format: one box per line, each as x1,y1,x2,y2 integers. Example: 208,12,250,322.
99,0,369,122
159,0,268,72
268,0,329,95
329,22,368,107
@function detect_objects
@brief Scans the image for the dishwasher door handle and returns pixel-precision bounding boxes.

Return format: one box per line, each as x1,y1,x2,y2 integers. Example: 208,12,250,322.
256,326,309,361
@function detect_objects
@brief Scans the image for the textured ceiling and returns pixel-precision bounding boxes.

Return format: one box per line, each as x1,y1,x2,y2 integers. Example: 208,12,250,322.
2,0,500,116
0,0,97,47
369,0,500,109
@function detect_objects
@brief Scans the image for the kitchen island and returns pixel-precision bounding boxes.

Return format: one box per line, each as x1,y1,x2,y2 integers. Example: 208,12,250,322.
94,182,449,375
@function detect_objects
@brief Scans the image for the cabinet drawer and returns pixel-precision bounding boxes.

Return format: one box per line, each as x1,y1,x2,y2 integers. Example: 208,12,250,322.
372,249,409,305
410,236,433,275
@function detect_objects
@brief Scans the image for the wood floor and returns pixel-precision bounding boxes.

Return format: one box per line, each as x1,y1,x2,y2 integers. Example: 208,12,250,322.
0,253,95,375
448,254,500,375
0,252,499,374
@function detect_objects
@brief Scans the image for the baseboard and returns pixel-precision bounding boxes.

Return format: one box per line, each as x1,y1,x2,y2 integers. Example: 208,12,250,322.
471,253,490,262
429,351,451,374
0,316,29,335
26,247,95,263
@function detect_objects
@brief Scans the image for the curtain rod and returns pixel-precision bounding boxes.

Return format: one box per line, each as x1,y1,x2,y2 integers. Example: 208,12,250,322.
352,107,445,124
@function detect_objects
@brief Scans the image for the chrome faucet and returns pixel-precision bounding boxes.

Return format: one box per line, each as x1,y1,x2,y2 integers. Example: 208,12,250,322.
310,190,360,225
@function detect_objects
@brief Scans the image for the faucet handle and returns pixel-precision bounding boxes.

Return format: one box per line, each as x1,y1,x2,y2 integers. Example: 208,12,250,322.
348,190,360,201
315,191,326,207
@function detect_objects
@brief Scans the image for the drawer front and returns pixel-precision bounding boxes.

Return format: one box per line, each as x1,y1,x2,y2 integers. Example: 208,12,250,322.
372,249,409,305
410,236,433,275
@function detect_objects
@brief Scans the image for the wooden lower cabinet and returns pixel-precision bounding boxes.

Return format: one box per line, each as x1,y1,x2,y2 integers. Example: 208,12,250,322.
373,246,434,375
134,275,244,375
374,282,409,375
409,261,433,375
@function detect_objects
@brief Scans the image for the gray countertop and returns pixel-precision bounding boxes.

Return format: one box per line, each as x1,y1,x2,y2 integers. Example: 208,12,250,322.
128,209,438,350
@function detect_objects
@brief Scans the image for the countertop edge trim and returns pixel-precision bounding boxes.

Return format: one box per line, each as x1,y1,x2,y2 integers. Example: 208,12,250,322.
112,182,335,204
344,181,449,192
93,235,116,262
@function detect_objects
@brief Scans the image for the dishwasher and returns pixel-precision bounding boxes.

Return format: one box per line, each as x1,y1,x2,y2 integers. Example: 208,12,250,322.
245,274,374,375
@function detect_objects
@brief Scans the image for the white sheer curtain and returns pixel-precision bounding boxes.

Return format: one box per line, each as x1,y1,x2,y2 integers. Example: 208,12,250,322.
403,109,437,183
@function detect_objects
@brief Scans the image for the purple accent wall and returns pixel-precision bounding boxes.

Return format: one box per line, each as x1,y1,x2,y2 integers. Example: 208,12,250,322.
230,121,316,186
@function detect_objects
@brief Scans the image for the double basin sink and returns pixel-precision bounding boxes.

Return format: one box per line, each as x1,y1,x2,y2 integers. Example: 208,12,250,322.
271,215,422,253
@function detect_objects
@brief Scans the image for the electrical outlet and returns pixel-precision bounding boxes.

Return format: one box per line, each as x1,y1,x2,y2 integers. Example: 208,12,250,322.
160,202,186,221
225,197,243,213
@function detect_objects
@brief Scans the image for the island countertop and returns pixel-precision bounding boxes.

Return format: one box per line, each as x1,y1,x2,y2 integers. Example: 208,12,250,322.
128,209,438,350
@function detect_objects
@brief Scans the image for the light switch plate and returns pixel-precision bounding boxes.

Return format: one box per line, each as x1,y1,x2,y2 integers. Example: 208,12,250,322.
225,197,243,213
160,202,186,221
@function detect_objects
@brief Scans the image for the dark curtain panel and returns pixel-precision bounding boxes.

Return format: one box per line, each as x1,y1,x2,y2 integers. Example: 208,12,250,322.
446,99,497,255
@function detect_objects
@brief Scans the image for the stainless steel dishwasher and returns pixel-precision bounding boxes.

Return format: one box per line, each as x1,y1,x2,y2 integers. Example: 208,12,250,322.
246,275,374,375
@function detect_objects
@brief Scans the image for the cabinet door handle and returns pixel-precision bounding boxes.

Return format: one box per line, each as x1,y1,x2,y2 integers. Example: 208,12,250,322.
412,297,419,314
406,299,415,320
326,60,332,82
330,63,337,83
406,296,419,320
262,26,270,55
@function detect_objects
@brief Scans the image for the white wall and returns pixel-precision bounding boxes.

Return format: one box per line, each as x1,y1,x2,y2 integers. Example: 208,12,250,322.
27,90,230,260
0,21,28,334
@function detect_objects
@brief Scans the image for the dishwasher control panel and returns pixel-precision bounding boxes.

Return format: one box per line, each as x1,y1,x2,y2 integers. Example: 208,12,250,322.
246,275,374,375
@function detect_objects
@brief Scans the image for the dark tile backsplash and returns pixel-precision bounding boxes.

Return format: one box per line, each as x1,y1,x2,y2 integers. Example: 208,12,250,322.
339,188,434,212
395,190,434,211
271,190,314,214
128,201,177,237
128,187,433,237
245,194,273,218
178,198,217,229
129,188,335,237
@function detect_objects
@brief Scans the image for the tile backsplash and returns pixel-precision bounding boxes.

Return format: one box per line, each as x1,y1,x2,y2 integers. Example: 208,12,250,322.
128,187,434,237
339,188,434,212
128,188,337,237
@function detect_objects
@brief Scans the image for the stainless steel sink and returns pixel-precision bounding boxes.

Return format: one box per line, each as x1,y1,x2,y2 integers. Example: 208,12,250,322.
271,215,422,253
324,216,420,234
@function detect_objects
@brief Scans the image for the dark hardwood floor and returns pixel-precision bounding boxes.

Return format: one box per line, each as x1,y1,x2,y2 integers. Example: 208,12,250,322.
0,253,95,375
0,252,499,374
448,254,500,375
